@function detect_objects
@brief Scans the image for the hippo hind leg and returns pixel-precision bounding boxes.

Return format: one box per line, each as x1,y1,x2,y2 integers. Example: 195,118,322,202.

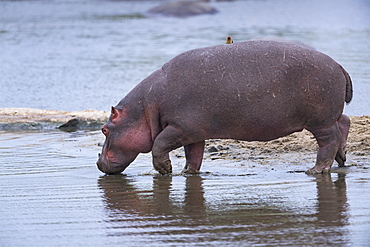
183,141,205,174
306,122,341,174
335,114,350,167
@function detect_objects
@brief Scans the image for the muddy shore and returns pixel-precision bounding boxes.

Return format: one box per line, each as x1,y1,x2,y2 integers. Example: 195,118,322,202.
0,108,369,158
0,108,109,130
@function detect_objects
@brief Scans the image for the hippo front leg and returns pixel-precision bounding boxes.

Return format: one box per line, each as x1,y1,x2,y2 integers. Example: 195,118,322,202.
306,123,341,174
152,126,184,175
183,141,205,174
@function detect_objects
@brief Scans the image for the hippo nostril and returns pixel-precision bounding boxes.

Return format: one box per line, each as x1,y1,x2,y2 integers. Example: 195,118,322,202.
98,153,101,158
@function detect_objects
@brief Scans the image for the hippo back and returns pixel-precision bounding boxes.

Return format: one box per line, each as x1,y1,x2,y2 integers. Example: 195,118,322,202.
150,41,348,141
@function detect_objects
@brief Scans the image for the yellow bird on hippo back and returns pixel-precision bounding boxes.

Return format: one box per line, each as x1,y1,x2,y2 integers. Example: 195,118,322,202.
226,36,233,44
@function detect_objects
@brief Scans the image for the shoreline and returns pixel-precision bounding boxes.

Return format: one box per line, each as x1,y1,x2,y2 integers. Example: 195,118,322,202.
0,108,109,130
0,108,369,156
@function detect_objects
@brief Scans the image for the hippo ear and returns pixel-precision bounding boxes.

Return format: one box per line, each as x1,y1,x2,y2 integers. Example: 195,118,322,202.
110,106,120,121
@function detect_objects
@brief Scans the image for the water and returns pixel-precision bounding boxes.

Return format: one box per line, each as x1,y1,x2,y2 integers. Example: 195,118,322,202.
1,130,370,246
1,0,370,246
0,0,369,115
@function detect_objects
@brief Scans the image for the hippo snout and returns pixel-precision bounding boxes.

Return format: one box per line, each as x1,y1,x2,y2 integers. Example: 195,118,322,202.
96,154,127,175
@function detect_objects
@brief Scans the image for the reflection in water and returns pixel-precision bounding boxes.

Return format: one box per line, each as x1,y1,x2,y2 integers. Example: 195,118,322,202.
98,175,155,217
98,173,353,245
312,173,349,245
184,176,206,220
152,175,173,216
316,173,348,223
97,175,206,219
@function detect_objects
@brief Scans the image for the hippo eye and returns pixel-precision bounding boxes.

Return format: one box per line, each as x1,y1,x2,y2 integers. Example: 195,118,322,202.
102,127,108,135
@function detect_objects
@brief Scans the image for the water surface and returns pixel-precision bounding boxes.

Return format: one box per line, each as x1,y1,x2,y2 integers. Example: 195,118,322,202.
1,130,370,246
0,0,369,115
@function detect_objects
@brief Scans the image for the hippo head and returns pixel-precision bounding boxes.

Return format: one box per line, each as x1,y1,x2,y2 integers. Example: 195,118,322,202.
96,106,153,174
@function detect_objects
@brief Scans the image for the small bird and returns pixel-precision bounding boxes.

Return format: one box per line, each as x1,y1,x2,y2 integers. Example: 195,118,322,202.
225,36,233,44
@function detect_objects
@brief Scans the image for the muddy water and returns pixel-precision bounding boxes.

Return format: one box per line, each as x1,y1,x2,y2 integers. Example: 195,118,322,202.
1,130,370,246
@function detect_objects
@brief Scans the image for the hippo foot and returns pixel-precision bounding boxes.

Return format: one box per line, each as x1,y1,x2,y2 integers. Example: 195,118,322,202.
154,160,172,175
335,149,347,167
305,166,331,175
182,168,200,174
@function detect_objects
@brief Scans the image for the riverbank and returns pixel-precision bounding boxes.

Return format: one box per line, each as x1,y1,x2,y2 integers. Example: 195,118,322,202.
0,108,369,157
204,115,370,157
0,108,109,130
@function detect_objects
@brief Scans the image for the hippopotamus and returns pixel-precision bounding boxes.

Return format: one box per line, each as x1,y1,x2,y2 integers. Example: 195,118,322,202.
97,40,353,175
146,0,218,18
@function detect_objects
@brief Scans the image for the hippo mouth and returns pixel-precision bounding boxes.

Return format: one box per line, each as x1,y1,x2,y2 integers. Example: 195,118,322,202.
96,153,129,175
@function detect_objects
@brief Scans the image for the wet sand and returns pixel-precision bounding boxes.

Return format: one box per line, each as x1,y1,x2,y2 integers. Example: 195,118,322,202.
1,107,369,159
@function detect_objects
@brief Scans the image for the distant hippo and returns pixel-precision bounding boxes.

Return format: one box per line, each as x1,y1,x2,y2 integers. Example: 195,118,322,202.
97,40,353,175
147,0,218,17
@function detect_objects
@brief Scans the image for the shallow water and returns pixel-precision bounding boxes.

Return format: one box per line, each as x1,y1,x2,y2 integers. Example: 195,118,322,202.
1,0,370,246
0,0,369,115
1,130,370,246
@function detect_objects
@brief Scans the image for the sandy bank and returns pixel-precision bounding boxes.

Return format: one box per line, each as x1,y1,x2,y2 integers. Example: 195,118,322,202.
204,115,370,156
0,108,109,130
0,108,369,156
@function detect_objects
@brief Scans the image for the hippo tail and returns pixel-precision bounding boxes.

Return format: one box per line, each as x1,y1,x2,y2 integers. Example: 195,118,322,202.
340,65,353,104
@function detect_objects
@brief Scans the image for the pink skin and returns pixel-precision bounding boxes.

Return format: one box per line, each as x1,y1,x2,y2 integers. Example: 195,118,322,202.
97,107,153,175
